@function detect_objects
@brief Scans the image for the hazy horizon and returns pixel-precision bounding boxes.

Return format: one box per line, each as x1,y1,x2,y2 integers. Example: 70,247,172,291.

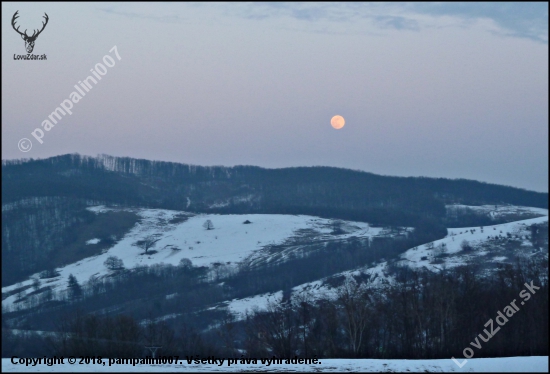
2,2,548,192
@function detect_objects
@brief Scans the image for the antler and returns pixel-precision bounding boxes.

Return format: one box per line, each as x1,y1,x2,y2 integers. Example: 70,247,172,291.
11,10,28,38
30,13,49,39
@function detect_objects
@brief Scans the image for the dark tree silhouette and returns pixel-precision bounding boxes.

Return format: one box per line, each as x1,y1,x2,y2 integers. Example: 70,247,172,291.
104,256,124,270
134,235,160,254
67,274,82,300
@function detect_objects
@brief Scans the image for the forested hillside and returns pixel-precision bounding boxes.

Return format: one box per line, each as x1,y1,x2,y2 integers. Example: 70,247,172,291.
3,154,546,219
2,153,547,286
2,154,548,361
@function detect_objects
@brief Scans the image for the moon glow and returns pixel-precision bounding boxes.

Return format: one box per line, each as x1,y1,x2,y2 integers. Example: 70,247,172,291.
331,115,345,129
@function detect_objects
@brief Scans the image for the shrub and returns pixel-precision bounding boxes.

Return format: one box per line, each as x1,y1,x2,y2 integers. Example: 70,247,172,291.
179,258,193,269
461,240,473,252
39,268,60,279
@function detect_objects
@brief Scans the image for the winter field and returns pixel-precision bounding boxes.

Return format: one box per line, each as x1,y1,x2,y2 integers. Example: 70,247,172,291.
2,205,547,317
2,205,548,371
221,207,548,319
1,207,392,311
2,356,548,372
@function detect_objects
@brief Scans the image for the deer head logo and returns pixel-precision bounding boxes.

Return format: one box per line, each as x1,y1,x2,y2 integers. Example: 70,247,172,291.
11,10,49,54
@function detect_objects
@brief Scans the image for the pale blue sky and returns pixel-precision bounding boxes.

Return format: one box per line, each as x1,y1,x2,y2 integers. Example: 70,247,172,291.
2,2,548,192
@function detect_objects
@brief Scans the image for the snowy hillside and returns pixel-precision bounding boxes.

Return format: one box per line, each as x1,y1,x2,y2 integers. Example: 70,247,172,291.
401,216,548,271
2,206,398,311
3,205,547,319
2,204,547,365
446,204,547,220
222,207,548,318
222,262,390,320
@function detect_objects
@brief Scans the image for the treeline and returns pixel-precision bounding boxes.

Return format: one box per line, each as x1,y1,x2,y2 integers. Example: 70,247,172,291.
3,153,547,221
2,312,220,359
1,197,95,285
4,262,219,326
240,258,548,359
442,205,544,228
1,197,138,286
3,257,547,359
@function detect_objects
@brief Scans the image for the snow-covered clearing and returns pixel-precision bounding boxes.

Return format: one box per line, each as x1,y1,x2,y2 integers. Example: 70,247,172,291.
401,215,548,271
224,291,284,318
446,204,547,219
221,261,396,321
2,207,390,311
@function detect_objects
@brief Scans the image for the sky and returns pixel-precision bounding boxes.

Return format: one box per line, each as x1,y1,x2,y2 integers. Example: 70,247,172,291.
2,2,548,192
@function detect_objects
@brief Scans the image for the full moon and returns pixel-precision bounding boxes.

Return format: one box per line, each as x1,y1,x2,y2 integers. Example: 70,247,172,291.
331,115,345,129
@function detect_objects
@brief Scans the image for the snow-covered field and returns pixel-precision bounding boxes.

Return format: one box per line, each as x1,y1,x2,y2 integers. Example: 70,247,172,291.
1,207,392,311
221,262,391,320
2,356,548,372
2,206,548,372
221,209,548,318
3,205,547,318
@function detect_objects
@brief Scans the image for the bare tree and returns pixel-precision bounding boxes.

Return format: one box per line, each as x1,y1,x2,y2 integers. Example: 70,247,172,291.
87,274,102,296
32,277,41,291
337,279,371,357
203,220,214,230
179,258,193,269
104,256,124,270
15,282,25,302
434,243,447,258
293,291,314,357
133,235,161,254
254,298,297,358
216,310,237,357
